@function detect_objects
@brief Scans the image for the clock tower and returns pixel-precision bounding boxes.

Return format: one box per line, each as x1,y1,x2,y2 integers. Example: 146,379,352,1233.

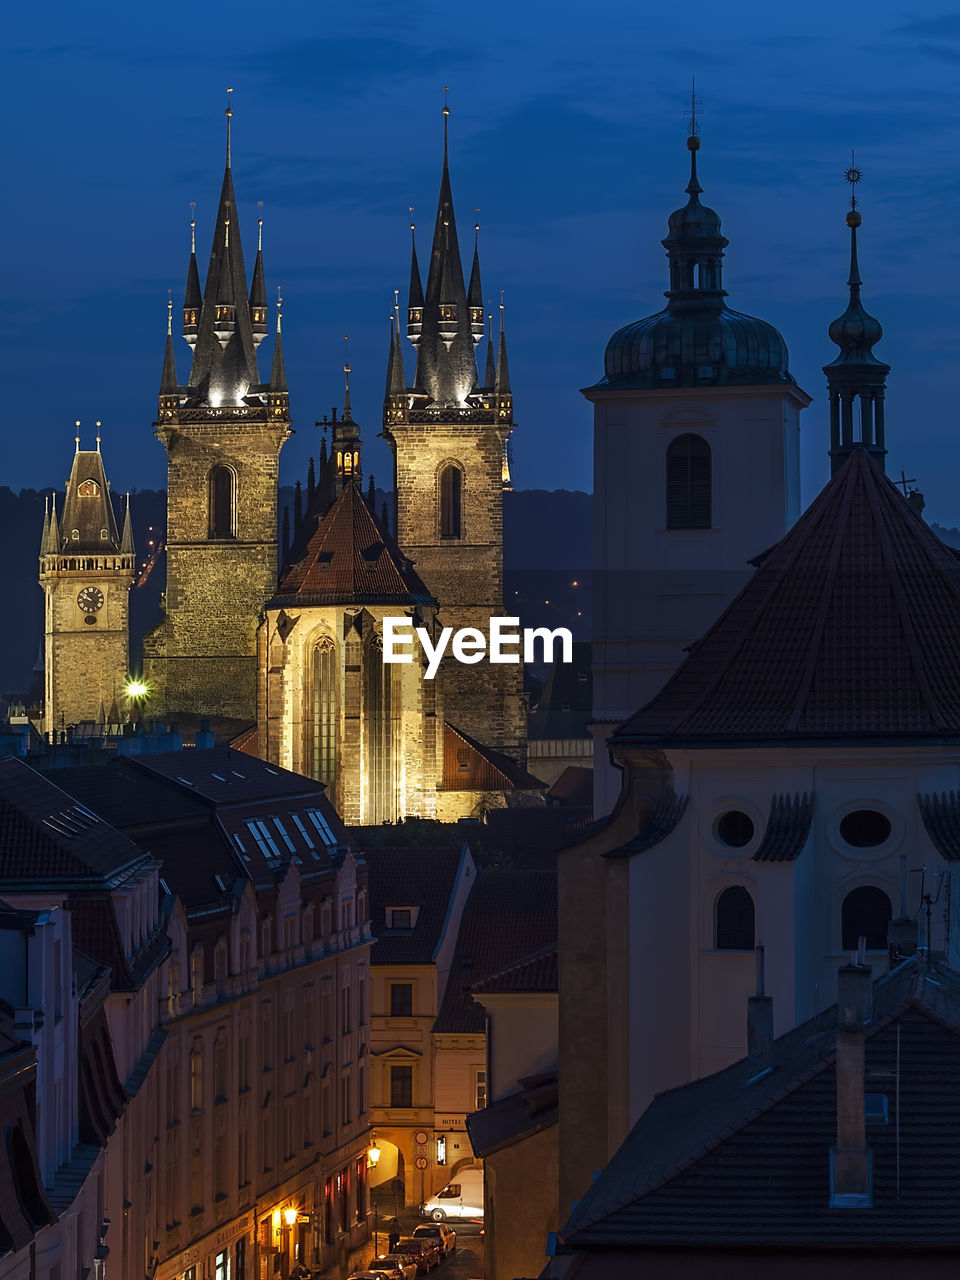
39,430,136,736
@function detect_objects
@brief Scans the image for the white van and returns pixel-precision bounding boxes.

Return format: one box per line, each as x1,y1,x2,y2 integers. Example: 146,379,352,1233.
420,1169,484,1221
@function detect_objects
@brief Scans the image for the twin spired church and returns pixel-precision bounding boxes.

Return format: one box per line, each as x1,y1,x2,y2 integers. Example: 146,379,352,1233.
40,103,537,823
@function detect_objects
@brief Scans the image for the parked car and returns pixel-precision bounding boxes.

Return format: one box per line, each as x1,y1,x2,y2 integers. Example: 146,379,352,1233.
364,1255,418,1280
420,1169,484,1221
396,1237,442,1273
411,1223,457,1256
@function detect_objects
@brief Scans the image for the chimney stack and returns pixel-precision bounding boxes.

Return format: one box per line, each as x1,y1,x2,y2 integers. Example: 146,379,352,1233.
829,943,873,1207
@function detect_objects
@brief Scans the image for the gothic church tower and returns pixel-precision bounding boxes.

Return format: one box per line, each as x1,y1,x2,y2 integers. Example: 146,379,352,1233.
143,96,291,722
382,103,526,763
39,431,135,735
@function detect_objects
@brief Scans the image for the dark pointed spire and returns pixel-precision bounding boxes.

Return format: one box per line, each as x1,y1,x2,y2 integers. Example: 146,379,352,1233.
824,159,890,475
250,201,268,348
319,435,328,468
495,297,511,395
161,296,179,392
367,473,376,512
182,205,202,346
281,503,290,564
121,492,135,556
332,335,362,495
407,209,424,344
483,308,496,389
468,211,484,343
415,90,478,405
184,90,262,405
381,501,390,535
307,456,316,504
39,495,51,557
294,480,303,529
270,292,287,392
47,493,59,554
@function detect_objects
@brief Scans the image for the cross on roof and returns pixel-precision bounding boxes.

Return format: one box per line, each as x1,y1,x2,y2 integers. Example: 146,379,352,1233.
684,78,703,138
896,470,917,497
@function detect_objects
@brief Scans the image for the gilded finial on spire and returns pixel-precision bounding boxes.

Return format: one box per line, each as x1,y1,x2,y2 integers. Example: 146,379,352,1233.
167,290,173,336
225,86,234,165
276,286,283,334
442,85,450,117
75,420,80,453
845,150,862,227
189,202,196,254
442,85,450,156
343,334,352,417
475,207,480,245
96,420,102,452
258,200,264,251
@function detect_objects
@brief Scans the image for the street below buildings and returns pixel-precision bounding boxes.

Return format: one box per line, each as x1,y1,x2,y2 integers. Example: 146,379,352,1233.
330,1211,484,1280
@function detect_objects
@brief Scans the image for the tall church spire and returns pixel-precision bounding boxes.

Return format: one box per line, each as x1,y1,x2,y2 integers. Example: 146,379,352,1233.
411,92,480,406
823,160,889,475
250,203,268,349
182,206,201,346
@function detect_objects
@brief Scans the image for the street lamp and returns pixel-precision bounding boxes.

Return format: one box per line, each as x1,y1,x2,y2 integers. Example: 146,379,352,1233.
283,1208,298,1228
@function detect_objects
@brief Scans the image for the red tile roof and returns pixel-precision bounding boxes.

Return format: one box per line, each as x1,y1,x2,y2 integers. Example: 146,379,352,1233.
615,450,960,745
442,723,547,792
471,942,558,994
272,481,435,606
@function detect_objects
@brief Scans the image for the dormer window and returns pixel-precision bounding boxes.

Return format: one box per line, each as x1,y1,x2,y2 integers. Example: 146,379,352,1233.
386,906,418,930
78,478,100,497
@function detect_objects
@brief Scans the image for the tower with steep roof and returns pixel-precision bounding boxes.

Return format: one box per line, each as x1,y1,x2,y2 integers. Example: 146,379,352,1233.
143,96,291,722
585,124,811,815
39,429,136,734
381,103,525,765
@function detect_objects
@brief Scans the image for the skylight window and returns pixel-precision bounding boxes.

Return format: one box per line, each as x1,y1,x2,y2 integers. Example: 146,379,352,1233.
290,812,320,859
271,816,296,854
245,818,282,863
305,807,337,848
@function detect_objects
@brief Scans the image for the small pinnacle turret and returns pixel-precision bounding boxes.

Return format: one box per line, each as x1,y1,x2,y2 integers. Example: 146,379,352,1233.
161,297,178,392
824,163,889,475
333,339,362,495
483,310,496,390
121,493,135,555
183,209,201,346
495,300,512,419
468,215,484,343
269,295,288,393
250,205,268,348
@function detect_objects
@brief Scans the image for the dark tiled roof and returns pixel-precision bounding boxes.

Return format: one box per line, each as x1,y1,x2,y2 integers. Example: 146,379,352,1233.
917,791,960,861
435,870,557,1034
363,846,468,965
128,747,335,808
528,642,593,740
752,792,813,862
57,449,122,552
272,481,435,607
471,943,558,994
614,450,960,746
43,759,210,828
562,960,960,1251
0,759,148,887
442,724,546,792
466,1072,558,1157
479,808,590,868
604,793,689,859
547,766,593,807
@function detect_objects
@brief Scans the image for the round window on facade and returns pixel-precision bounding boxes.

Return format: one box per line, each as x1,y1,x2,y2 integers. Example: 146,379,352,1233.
715,810,755,849
839,810,891,849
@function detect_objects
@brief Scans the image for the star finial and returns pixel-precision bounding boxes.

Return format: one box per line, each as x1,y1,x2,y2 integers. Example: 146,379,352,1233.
846,150,862,211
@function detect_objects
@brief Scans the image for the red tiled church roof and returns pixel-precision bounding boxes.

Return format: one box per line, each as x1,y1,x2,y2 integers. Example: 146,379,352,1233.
615,450,960,745
272,481,435,607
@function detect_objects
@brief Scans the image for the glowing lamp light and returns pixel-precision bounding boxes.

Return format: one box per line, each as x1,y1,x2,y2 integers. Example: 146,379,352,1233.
367,1139,382,1168
126,681,148,698
283,1208,298,1228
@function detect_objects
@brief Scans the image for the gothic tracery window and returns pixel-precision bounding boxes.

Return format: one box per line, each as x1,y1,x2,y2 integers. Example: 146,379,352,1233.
310,637,338,788
364,636,396,824
667,433,711,529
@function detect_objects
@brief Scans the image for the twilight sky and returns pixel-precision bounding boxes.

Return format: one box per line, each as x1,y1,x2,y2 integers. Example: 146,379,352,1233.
4,0,960,524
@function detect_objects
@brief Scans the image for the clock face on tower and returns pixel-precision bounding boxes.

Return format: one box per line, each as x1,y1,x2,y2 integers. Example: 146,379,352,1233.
77,586,104,614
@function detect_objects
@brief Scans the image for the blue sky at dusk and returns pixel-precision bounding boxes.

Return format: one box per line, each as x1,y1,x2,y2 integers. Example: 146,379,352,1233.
4,1,960,523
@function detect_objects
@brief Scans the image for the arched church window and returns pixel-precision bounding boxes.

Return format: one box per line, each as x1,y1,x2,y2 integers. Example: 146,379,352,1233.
364,636,397,824
209,465,236,538
715,885,755,950
310,638,338,788
439,465,462,539
667,433,711,529
842,886,892,951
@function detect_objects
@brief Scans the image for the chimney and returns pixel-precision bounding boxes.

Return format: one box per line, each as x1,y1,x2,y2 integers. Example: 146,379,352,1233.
747,944,773,1064
829,943,873,1207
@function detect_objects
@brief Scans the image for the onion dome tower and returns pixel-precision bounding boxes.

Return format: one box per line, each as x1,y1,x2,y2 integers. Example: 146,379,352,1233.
584,99,810,818
823,163,889,475
600,132,792,390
